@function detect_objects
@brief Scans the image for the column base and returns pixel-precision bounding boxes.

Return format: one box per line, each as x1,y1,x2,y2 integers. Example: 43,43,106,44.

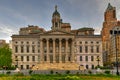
53,61,56,63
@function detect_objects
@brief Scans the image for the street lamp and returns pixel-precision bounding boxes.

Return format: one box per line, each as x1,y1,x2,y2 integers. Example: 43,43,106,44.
96,56,100,68
15,57,20,72
110,29,120,75
15,57,18,68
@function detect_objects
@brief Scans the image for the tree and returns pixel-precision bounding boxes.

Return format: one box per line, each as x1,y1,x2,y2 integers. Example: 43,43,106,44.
0,46,12,69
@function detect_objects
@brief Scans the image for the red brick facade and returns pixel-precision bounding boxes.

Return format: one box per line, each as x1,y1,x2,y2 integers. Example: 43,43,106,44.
101,3,120,65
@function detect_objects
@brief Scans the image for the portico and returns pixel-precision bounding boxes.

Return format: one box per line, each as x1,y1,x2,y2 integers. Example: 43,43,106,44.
39,37,74,63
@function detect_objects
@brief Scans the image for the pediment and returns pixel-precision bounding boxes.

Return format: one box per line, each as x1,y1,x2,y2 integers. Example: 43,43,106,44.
44,30,73,35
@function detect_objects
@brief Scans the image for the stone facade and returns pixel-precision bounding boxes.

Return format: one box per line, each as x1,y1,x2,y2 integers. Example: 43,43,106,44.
75,35,102,70
101,3,120,65
11,6,103,70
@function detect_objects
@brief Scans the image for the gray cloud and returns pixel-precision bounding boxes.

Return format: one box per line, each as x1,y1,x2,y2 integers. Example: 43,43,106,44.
0,0,120,42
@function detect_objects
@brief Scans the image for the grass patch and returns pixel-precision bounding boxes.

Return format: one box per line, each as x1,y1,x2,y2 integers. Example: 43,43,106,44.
0,74,119,80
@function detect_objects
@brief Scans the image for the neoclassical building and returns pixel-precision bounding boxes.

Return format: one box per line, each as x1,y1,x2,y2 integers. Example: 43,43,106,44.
11,6,103,70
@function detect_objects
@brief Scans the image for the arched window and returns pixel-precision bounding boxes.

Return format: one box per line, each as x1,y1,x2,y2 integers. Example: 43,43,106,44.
55,22,58,27
15,46,18,53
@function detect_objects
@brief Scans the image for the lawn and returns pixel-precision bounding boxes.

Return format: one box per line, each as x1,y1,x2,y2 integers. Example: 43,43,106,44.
0,74,120,80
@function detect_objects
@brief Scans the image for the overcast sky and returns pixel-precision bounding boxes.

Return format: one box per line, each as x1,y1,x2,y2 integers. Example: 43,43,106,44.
0,0,120,42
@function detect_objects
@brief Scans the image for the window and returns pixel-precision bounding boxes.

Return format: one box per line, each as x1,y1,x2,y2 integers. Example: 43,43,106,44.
21,56,23,61
96,42,99,44
86,65,89,69
21,65,23,69
26,65,29,69
80,46,82,53
27,56,29,61
32,46,35,53
38,49,40,53
92,65,94,69
96,46,99,53
15,56,18,58
85,46,88,53
27,42,29,44
32,42,34,44
68,57,71,61
26,46,29,53
80,56,82,61
21,41,23,44
44,56,47,61
91,46,94,53
21,46,24,53
15,46,18,53
91,56,94,61
32,56,35,61
50,55,53,63
85,56,88,61
15,41,18,44
55,22,58,27
80,41,82,44
91,41,93,44
85,41,88,44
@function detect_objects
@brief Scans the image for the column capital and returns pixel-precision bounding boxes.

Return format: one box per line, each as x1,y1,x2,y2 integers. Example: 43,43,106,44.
40,38,43,41
52,38,56,41
65,38,69,41
46,38,49,41
59,38,62,41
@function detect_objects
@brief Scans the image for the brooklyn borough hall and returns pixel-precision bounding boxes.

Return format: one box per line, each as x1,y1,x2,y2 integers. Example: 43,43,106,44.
11,6,103,70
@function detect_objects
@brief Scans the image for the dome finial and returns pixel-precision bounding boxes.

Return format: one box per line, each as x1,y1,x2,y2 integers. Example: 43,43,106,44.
55,5,57,11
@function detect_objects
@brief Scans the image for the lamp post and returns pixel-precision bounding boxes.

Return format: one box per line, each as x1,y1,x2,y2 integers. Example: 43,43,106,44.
96,56,100,68
15,57,18,68
15,57,20,72
115,33,119,75
110,29,119,75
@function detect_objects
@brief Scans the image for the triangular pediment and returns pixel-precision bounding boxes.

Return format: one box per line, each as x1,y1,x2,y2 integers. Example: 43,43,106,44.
43,30,73,35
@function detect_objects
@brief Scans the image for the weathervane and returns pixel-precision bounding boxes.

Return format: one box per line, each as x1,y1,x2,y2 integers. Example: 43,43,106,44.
55,5,57,11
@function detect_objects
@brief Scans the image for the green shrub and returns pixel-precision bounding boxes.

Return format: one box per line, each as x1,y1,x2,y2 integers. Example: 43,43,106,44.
14,72,24,76
50,70,54,74
8,66,16,70
30,78,36,80
6,71,11,75
65,70,70,74
88,70,92,74
76,72,79,75
29,70,33,74
59,76,79,80
104,70,110,74
0,74,7,77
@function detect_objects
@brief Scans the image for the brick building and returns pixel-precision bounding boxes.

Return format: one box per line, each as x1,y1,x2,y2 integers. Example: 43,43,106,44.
101,3,120,65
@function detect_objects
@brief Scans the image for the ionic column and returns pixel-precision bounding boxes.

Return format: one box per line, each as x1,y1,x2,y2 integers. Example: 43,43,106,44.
65,39,68,63
46,38,50,63
59,39,62,63
53,39,56,63
40,39,43,63
71,39,75,62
